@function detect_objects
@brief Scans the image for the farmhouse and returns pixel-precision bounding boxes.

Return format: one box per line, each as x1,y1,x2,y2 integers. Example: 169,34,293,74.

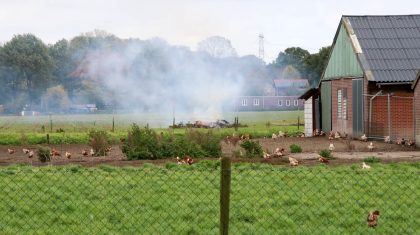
304,15,420,143
236,96,304,111
273,78,309,96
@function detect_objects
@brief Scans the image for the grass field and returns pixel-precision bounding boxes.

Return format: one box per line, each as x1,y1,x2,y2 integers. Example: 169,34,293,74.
0,161,418,234
0,111,304,145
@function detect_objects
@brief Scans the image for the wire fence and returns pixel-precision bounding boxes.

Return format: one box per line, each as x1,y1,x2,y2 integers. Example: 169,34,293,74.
0,159,419,234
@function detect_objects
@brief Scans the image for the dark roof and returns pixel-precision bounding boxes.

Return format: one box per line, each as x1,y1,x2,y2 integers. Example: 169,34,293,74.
273,79,309,88
344,15,420,83
299,88,319,100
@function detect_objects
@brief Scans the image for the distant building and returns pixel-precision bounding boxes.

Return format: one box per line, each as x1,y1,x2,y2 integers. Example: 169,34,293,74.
273,79,309,96
70,104,98,113
235,96,304,111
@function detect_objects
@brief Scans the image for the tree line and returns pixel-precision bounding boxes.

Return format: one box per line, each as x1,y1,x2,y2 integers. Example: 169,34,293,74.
0,30,331,114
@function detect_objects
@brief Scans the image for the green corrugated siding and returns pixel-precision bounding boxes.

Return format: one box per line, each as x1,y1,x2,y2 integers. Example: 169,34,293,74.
323,24,363,80
321,81,331,132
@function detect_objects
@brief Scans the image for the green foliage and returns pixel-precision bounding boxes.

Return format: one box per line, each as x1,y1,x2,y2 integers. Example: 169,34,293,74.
36,146,51,162
289,144,302,153
319,149,334,159
122,124,221,160
240,140,263,158
363,156,381,163
88,130,110,156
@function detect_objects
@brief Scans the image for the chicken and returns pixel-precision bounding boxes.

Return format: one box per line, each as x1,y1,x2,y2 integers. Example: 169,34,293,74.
90,148,95,157
334,131,341,139
7,148,15,154
367,210,380,227
319,156,329,163
278,131,285,138
184,156,194,165
384,136,390,143
176,156,185,165
120,138,126,143
51,149,61,156
361,134,368,142
299,133,305,138
367,142,374,151
319,130,326,136
82,150,88,156
273,148,284,157
328,132,334,140
362,162,371,169
313,129,320,136
396,138,406,145
288,157,299,166
22,148,30,154
263,151,271,159
271,133,278,140
328,143,335,151
65,152,71,159
28,151,34,158
406,139,415,146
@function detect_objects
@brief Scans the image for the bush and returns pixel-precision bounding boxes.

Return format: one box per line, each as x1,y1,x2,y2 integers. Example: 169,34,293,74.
319,149,334,159
121,124,221,160
290,144,302,153
37,146,51,162
364,156,381,163
240,140,263,158
88,130,110,156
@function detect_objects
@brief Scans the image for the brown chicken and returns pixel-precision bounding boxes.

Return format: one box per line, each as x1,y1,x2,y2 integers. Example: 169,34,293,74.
65,152,71,159
82,150,88,156
319,156,329,163
22,148,30,154
367,210,380,227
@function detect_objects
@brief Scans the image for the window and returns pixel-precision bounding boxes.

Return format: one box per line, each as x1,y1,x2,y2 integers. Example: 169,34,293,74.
278,100,283,106
337,88,347,119
241,99,247,106
294,100,298,106
286,100,291,106
253,99,260,106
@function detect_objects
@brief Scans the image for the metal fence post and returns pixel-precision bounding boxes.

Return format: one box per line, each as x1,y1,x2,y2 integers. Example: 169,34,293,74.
388,94,391,139
220,157,231,235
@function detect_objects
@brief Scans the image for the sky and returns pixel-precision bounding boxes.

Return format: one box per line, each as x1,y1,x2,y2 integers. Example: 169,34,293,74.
0,0,418,62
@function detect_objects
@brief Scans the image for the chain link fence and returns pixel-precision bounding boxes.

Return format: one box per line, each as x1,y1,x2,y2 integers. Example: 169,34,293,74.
0,159,419,234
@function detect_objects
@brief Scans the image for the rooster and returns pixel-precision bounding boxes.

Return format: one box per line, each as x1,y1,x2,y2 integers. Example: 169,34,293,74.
367,142,374,151
329,142,335,151
367,210,380,227
288,157,299,166
362,162,371,169
22,148,30,154
82,150,88,156
384,136,390,143
319,156,329,163
65,152,71,159
361,134,368,142
7,148,15,154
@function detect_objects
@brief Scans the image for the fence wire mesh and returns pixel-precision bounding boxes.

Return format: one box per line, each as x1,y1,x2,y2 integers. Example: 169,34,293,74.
0,160,419,234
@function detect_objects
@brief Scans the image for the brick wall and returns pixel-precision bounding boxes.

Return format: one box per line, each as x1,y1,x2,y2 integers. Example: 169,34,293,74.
368,85,414,141
414,83,420,146
331,79,353,136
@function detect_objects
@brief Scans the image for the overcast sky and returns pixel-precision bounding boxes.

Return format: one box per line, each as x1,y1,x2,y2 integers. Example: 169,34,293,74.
0,0,418,62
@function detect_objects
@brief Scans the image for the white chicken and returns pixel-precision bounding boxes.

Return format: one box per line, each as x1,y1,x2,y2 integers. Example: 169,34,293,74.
362,162,371,169
329,142,335,151
384,136,390,143
288,157,299,166
361,134,368,142
367,142,374,151
271,133,278,140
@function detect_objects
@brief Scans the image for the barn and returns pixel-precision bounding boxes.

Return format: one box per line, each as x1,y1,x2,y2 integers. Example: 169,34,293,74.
315,14,420,143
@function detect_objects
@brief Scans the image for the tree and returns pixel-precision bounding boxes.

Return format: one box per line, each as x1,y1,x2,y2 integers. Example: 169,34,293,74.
197,36,237,58
1,34,53,106
42,85,70,112
304,46,332,86
275,47,310,77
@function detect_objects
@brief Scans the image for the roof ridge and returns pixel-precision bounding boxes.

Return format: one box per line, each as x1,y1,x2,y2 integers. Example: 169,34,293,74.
343,14,420,17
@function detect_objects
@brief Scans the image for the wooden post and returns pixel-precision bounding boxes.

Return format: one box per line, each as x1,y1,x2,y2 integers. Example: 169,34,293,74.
112,116,115,132
46,134,50,144
297,116,300,130
220,157,231,235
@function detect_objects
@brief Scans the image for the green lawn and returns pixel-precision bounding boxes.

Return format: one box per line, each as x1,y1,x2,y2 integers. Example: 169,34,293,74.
0,161,418,234
0,111,304,145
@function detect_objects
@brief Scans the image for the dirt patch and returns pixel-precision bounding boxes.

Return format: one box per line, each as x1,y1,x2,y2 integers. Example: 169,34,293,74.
0,136,419,167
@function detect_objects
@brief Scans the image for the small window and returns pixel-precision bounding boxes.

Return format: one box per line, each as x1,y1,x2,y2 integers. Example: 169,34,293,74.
294,100,298,106
286,100,291,106
337,88,347,120
241,99,247,106
253,99,260,106
278,100,283,106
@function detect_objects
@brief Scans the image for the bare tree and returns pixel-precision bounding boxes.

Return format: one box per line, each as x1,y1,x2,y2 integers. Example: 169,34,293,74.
197,36,237,58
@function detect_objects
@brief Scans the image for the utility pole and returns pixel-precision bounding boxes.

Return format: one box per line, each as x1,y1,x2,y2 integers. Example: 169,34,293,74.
258,34,264,61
